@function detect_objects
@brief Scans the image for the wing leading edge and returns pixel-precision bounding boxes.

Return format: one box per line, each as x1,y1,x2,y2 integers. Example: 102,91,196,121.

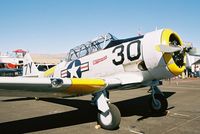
0,77,106,97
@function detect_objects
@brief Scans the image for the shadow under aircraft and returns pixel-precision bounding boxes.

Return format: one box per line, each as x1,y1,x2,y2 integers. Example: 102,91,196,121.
0,91,175,133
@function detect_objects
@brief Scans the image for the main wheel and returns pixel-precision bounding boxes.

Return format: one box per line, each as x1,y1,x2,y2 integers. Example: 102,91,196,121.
149,94,168,114
97,103,121,130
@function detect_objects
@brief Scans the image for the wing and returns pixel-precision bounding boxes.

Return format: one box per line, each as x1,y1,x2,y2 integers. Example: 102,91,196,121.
0,77,107,97
0,71,145,97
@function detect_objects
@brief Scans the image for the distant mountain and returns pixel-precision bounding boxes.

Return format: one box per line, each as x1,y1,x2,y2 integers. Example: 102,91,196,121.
30,53,67,64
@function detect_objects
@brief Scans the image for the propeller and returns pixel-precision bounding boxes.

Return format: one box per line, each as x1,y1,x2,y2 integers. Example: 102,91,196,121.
156,42,200,67
156,43,200,56
156,44,182,53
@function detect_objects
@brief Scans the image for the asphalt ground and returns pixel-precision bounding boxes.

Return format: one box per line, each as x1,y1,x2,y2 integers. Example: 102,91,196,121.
0,78,200,134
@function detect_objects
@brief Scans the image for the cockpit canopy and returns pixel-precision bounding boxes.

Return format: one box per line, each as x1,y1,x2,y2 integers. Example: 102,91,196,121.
66,33,117,61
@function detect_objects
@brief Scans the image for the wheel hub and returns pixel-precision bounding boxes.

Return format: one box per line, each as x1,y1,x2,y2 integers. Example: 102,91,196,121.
152,99,161,110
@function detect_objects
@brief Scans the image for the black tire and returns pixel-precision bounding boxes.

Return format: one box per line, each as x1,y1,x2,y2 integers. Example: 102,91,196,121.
149,94,168,114
97,103,121,130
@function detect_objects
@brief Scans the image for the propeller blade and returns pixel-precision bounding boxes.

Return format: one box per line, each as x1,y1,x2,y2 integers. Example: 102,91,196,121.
188,48,200,56
156,44,182,53
181,42,191,47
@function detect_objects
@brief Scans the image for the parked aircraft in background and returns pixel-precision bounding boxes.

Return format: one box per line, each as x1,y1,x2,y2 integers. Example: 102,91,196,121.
0,49,26,69
0,29,199,130
0,68,22,77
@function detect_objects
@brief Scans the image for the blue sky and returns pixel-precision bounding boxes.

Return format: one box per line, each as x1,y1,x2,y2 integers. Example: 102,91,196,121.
0,0,199,53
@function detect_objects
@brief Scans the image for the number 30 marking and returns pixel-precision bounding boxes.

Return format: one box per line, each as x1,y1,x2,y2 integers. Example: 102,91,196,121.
112,40,141,65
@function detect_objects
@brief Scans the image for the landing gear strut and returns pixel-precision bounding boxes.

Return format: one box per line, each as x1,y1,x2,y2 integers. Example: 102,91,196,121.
149,84,168,114
92,90,121,130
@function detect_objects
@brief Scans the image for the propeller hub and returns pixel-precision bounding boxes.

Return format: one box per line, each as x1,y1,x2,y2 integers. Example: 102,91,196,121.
161,29,186,76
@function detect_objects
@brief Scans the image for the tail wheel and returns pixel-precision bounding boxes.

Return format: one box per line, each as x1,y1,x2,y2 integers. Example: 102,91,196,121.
97,103,121,130
149,94,168,113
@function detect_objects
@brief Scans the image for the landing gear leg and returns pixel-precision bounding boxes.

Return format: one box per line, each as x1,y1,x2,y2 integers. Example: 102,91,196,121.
92,90,121,130
149,85,168,114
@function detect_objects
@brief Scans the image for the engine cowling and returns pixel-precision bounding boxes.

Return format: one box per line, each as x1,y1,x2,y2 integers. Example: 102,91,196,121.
142,29,186,80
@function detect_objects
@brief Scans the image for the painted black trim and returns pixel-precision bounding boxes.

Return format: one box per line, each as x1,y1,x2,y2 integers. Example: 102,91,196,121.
104,35,144,49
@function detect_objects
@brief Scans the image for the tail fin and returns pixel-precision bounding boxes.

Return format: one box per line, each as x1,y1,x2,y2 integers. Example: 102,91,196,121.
23,53,40,77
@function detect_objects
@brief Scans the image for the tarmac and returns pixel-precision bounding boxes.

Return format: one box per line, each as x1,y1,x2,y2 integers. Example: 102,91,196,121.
0,78,200,134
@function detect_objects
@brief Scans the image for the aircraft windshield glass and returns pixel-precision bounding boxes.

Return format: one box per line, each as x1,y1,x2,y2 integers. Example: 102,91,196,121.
67,33,117,61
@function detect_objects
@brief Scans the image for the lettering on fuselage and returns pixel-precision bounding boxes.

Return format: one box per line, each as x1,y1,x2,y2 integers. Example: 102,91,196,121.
24,62,32,75
93,56,107,65
112,40,141,65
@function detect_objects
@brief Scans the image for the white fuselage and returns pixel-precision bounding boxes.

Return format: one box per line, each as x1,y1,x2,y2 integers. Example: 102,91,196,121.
46,29,185,87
